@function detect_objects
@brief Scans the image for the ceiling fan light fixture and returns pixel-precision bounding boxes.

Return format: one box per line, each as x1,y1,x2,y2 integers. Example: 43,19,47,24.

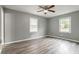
44,10,48,13
37,5,55,14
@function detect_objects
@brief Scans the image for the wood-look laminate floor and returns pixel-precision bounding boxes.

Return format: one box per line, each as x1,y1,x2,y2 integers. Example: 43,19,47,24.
1,38,79,54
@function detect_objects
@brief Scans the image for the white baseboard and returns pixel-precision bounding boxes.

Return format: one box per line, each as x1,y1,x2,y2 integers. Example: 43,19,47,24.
47,35,79,43
4,35,79,45
5,36,45,45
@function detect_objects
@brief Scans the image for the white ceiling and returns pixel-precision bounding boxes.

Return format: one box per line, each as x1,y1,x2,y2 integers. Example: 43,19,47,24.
3,5,79,18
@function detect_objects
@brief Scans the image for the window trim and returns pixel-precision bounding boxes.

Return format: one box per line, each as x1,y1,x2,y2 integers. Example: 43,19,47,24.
30,17,38,32
59,16,71,33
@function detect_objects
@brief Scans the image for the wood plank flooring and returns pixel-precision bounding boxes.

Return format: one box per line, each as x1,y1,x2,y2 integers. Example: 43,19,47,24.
1,38,79,54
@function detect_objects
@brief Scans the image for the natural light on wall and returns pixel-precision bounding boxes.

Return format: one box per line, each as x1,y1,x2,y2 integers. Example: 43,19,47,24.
59,17,71,33
30,17,38,32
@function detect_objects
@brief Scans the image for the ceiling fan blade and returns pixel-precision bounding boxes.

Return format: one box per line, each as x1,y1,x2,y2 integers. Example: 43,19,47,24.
48,5,55,9
39,6,45,9
48,10,55,13
37,10,44,12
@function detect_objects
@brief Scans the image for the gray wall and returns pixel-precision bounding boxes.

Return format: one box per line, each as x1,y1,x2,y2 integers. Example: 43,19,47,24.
4,8,47,43
4,8,79,43
48,11,79,41
5,10,16,43
0,7,1,43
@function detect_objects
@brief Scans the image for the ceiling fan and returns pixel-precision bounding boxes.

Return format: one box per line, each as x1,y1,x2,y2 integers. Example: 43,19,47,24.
37,5,55,14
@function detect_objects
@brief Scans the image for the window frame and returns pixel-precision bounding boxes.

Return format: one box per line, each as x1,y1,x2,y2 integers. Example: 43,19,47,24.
59,16,71,33
30,17,38,32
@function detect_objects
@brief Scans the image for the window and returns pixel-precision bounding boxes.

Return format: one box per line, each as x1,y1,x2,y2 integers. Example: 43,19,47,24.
59,17,71,33
30,17,38,32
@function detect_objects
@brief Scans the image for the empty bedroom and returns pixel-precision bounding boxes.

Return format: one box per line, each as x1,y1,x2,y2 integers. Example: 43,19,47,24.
0,5,79,54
